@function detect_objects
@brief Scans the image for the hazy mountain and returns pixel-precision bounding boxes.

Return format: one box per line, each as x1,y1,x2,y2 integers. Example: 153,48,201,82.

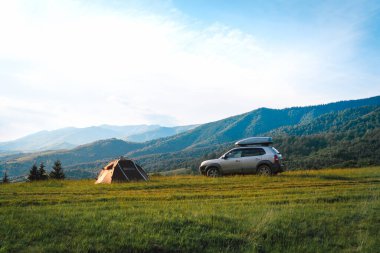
1,96,380,178
0,124,195,152
126,125,199,142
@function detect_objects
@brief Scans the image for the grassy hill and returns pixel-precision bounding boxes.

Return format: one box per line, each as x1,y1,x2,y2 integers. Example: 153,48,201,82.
1,96,380,178
0,167,379,252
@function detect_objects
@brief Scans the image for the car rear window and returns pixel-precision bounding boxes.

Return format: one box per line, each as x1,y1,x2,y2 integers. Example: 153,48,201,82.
242,148,265,157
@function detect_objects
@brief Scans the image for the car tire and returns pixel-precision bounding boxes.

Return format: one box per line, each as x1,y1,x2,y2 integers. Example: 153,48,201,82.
206,167,220,177
257,164,272,176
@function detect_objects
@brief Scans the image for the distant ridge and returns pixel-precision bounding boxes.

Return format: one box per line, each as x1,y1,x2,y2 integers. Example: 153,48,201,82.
0,124,195,152
1,95,380,178
126,125,199,142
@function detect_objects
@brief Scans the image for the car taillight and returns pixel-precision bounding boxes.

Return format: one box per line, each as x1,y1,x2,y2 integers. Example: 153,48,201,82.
274,154,279,164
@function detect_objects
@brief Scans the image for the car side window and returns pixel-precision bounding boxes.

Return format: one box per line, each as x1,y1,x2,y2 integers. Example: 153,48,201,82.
226,150,242,159
258,148,266,155
242,148,265,157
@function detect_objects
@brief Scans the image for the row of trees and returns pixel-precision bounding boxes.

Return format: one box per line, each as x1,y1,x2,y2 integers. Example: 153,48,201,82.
28,160,65,181
1,160,65,183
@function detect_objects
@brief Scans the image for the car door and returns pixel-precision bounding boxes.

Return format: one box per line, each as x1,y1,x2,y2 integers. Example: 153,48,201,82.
240,148,265,174
220,149,243,174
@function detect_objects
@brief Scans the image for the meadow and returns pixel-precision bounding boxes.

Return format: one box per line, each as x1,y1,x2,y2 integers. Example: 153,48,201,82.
0,167,379,252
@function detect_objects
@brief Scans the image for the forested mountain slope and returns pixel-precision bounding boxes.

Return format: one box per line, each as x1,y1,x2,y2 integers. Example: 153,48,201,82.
1,96,380,178
132,105,380,172
127,96,380,157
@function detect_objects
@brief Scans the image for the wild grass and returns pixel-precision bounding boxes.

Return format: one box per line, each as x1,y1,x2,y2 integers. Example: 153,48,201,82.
0,167,379,252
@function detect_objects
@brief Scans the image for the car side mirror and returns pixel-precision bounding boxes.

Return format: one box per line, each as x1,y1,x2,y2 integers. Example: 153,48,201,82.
222,155,227,159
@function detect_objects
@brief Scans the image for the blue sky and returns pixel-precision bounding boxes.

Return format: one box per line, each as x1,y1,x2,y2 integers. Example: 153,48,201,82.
0,0,379,141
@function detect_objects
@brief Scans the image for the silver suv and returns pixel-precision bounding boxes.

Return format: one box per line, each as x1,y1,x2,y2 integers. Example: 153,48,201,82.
199,137,285,176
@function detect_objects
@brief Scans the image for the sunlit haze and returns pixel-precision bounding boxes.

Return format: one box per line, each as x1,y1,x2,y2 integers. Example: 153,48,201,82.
1,0,380,141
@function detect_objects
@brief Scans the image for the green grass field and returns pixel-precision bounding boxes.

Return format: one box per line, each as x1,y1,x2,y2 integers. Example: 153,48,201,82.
0,167,379,252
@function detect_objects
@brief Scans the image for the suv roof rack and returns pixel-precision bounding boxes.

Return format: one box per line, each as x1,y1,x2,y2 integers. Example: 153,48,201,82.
235,137,273,147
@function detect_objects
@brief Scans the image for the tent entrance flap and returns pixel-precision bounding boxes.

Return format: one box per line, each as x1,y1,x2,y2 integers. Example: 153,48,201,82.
118,160,143,181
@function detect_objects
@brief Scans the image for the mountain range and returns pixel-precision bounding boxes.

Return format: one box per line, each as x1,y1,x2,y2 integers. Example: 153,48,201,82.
1,96,380,179
0,125,197,152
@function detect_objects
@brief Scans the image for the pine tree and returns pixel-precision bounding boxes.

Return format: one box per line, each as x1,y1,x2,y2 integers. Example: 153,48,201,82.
28,164,39,181
49,160,65,180
38,162,48,180
2,171,9,183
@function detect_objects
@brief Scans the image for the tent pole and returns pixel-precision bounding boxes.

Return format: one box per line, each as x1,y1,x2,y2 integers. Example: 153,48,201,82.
117,162,129,181
132,161,148,181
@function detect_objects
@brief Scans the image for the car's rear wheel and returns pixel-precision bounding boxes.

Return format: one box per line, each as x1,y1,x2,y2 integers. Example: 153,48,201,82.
257,164,272,176
206,167,220,177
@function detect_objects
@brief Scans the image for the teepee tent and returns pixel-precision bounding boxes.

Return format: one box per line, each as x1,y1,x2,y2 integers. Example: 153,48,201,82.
95,158,148,184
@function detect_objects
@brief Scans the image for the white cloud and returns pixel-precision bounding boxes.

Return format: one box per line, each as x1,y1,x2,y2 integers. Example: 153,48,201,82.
0,0,379,141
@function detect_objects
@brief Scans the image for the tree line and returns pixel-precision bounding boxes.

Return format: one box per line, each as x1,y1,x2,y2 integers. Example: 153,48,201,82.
28,160,65,181
1,159,65,183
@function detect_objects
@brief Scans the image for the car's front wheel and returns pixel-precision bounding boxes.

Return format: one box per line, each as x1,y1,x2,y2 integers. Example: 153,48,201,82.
257,164,272,176
206,167,220,177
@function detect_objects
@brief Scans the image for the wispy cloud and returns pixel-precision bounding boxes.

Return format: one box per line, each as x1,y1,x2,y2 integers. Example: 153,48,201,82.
0,0,379,141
